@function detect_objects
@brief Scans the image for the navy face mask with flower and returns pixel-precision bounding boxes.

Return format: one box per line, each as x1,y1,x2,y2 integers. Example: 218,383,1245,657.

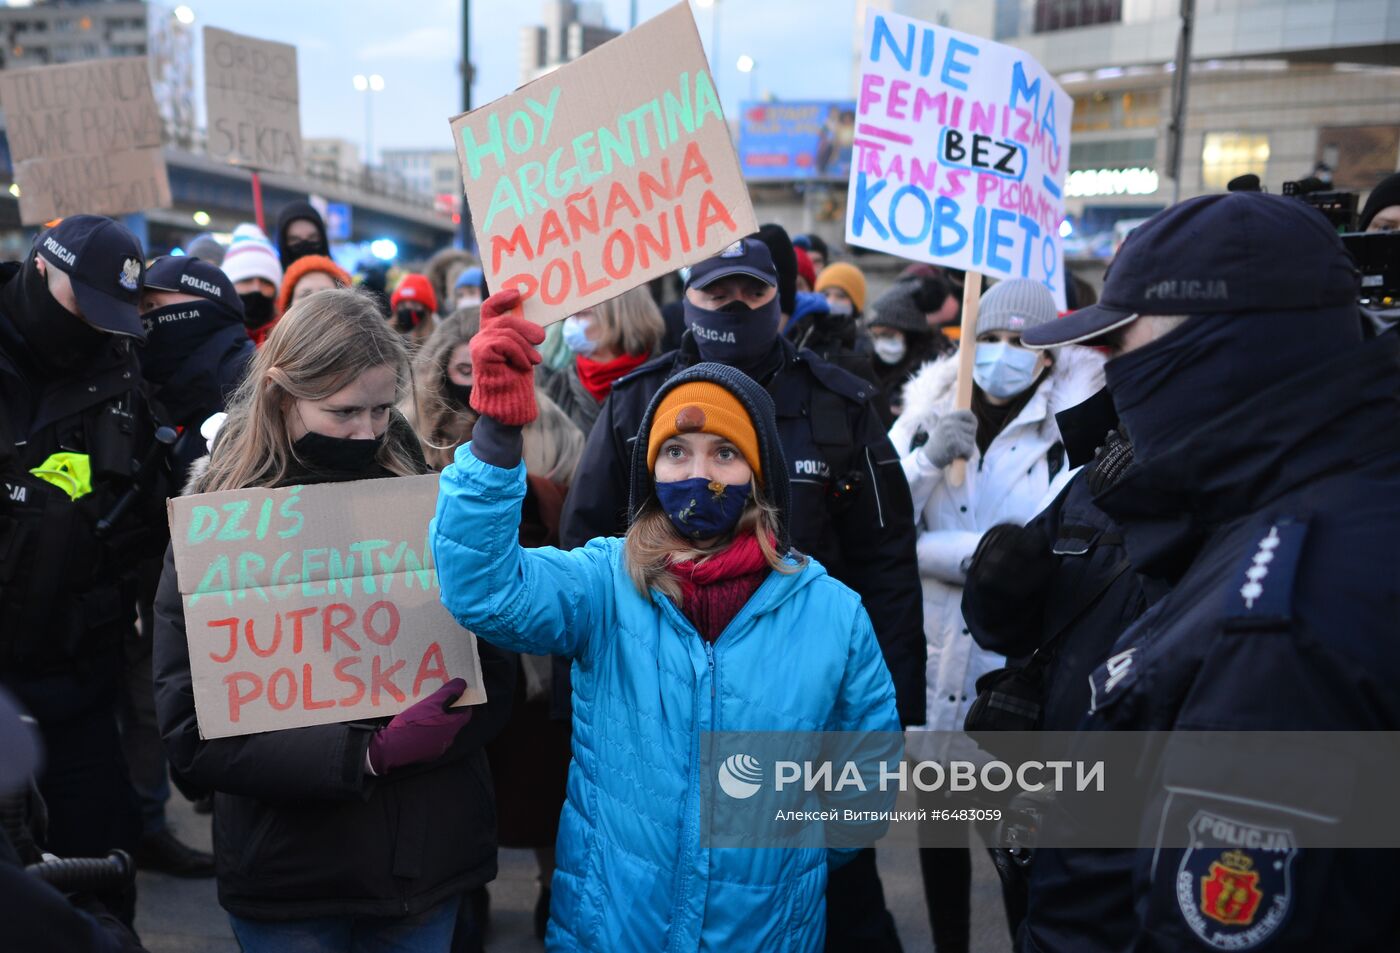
655,477,752,540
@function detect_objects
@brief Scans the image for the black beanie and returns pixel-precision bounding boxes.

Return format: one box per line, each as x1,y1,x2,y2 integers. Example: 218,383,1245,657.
1360,172,1400,230
757,223,798,318
628,362,791,553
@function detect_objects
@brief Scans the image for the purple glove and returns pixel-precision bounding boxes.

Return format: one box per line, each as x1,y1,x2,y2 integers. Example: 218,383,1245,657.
366,678,474,775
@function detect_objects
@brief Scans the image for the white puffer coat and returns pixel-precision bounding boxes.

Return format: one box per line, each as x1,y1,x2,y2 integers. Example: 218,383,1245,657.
889,345,1105,732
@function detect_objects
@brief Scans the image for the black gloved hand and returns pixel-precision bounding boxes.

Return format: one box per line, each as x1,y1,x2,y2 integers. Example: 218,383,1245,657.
962,521,1056,656
1087,429,1135,497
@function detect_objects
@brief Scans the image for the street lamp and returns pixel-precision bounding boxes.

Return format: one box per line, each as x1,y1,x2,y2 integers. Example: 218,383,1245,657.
695,0,720,76
736,54,756,101
352,73,385,167
173,5,195,25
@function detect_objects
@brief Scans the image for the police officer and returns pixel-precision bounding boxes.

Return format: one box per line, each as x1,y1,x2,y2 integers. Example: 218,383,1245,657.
561,236,924,951
126,254,249,877
0,216,168,863
1021,192,1400,951
961,388,1163,953
139,255,251,487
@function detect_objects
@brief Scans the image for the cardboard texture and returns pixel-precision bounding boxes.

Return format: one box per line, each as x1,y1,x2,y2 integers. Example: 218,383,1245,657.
168,474,485,740
845,12,1073,308
0,57,170,225
203,27,303,175
450,1,757,326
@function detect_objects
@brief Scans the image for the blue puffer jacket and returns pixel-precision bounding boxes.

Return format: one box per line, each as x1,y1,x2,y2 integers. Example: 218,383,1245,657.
431,446,901,952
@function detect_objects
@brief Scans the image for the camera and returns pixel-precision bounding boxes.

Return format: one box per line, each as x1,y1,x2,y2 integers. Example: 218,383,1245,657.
1282,180,1399,306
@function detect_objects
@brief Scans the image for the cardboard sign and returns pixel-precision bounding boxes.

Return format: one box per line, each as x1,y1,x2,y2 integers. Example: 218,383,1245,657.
168,475,485,740
203,27,303,174
846,12,1073,308
0,57,170,225
450,1,756,326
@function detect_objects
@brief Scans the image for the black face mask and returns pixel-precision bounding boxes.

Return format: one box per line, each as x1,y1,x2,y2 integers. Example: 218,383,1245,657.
240,291,275,330
394,306,426,333
11,255,109,373
291,430,384,474
445,381,473,409
682,295,781,371
284,237,328,262
139,301,225,384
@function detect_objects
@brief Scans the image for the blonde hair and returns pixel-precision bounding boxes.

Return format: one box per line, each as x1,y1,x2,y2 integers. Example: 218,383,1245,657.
623,485,798,603
407,307,584,484
592,286,665,357
196,289,422,492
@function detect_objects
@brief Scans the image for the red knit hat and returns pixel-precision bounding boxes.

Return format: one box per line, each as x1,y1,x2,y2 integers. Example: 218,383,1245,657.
794,247,817,289
391,273,437,314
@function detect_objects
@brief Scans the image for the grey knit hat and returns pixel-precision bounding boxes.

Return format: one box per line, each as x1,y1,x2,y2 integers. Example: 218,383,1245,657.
977,278,1057,336
868,282,932,336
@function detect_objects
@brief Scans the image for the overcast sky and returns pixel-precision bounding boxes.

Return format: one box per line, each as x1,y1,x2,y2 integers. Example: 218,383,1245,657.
177,0,860,159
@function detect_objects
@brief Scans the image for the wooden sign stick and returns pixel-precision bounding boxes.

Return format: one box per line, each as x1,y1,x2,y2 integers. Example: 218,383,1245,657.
947,270,983,488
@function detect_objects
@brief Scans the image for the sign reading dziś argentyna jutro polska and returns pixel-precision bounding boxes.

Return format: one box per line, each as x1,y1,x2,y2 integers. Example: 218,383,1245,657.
168,474,485,740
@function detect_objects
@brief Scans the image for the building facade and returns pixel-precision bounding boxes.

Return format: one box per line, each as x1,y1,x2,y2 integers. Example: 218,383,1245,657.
519,0,619,85
380,148,462,200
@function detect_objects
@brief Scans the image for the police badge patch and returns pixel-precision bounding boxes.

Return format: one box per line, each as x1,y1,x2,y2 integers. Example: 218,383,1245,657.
1176,810,1297,949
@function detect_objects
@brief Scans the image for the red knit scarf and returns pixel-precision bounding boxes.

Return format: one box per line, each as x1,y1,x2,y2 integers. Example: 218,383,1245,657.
668,532,772,643
575,350,650,403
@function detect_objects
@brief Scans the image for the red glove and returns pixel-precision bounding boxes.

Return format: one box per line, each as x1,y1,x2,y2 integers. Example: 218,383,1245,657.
469,288,546,426
367,677,474,775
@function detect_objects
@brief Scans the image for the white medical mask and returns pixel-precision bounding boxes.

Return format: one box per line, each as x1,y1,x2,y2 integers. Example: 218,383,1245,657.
973,341,1041,399
562,315,597,356
825,298,854,317
873,336,907,365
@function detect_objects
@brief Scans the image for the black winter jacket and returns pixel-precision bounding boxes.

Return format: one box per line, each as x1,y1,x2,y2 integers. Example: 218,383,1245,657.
560,332,927,726
1080,332,1400,951
152,458,516,921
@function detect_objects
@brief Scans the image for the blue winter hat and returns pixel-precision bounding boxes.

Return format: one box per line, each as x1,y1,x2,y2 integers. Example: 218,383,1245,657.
455,266,484,290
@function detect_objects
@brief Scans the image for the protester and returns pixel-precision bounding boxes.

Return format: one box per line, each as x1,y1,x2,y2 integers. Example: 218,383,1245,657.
425,247,479,313
814,260,866,321
1020,190,1400,950
274,201,330,271
800,260,876,382
220,224,282,347
408,307,583,484
561,237,923,950
186,233,226,267
865,282,943,424
432,287,901,949
276,254,352,315
404,304,578,943
542,286,665,436
757,222,799,321
391,272,439,347
897,264,961,345
794,245,817,292
1361,170,1400,232
453,266,486,309
0,216,168,871
888,277,1103,952
152,288,515,951
794,233,829,272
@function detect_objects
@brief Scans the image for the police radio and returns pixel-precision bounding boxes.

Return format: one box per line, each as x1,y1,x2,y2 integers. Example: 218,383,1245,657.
94,425,177,538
